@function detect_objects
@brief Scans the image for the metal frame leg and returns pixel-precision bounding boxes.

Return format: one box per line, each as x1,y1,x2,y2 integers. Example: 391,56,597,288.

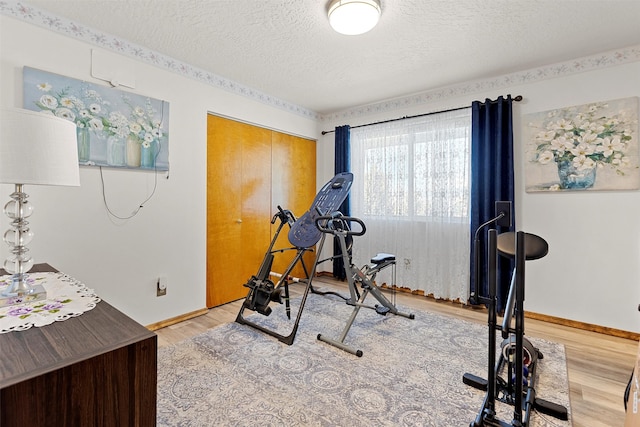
235,236,327,346
316,233,414,356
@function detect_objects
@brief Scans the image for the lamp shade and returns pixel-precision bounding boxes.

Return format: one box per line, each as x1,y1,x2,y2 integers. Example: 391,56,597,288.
0,107,80,187
328,0,381,35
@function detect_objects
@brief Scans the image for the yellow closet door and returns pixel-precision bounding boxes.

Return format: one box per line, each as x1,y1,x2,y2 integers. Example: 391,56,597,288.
206,115,271,307
271,132,316,279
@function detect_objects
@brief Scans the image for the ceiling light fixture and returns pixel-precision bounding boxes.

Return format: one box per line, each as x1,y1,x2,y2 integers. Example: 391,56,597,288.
328,0,381,36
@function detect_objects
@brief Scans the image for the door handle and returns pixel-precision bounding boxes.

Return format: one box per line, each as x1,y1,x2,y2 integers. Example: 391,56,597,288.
236,219,242,223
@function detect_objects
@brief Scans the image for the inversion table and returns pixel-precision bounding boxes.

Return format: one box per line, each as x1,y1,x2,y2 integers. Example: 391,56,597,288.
235,172,353,345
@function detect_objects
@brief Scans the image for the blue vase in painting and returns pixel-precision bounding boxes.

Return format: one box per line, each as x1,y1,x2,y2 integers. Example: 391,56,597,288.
76,127,90,163
141,140,158,169
557,160,596,189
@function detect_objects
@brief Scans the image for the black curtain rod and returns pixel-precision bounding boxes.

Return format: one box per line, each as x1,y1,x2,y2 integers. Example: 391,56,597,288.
321,95,523,135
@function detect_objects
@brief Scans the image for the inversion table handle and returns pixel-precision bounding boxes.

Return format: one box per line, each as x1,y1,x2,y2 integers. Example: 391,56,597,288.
314,214,366,236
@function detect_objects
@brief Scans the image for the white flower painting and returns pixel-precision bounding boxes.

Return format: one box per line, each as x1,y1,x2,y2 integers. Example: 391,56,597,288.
524,97,638,192
23,66,170,171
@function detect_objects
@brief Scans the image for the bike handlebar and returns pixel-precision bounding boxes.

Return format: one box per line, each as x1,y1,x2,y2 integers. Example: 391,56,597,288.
314,214,366,236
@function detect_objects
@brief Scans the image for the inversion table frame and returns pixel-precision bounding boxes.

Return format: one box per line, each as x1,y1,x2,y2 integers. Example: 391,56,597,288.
235,172,353,345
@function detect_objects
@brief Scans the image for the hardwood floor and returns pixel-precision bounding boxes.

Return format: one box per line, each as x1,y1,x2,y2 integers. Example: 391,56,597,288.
155,276,638,427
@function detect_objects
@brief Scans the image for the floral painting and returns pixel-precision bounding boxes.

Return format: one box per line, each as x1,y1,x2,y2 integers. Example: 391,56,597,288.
22,66,170,171
524,97,638,192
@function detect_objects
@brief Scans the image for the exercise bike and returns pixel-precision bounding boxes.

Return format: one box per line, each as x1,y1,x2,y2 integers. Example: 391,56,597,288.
463,228,568,426
235,172,353,345
314,212,414,357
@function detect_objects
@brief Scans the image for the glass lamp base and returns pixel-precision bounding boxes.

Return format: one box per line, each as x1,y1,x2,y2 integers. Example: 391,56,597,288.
2,184,43,307
0,283,47,307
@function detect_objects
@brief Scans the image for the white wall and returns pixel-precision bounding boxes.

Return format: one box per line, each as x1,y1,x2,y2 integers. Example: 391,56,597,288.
2,13,638,334
0,15,317,326
317,61,640,333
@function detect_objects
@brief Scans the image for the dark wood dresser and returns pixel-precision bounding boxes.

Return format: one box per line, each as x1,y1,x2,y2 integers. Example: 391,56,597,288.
0,264,157,426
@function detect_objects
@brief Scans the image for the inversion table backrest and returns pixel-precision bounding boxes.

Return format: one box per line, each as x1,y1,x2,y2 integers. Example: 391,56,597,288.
288,172,353,249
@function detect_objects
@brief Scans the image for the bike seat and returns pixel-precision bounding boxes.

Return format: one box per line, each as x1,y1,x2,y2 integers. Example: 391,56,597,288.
371,253,395,264
496,231,548,261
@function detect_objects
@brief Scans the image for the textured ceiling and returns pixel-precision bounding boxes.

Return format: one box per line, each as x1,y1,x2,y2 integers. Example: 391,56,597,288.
16,0,640,114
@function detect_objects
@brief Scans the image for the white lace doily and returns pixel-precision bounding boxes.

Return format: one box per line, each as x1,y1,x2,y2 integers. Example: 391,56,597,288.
0,271,101,334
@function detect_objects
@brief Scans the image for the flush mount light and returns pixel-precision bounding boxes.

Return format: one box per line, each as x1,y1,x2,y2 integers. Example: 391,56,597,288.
328,0,381,36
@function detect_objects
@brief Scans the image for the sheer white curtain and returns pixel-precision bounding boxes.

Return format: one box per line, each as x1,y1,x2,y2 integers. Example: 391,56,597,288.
350,109,471,302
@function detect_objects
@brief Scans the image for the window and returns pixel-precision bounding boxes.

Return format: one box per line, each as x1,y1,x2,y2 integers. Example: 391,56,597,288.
348,108,472,302
352,109,471,221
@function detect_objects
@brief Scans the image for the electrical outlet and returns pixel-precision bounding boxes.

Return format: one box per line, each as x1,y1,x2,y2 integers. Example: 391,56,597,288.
157,276,167,297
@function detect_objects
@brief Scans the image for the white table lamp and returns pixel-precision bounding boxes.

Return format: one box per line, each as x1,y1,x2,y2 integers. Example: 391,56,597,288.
0,107,80,305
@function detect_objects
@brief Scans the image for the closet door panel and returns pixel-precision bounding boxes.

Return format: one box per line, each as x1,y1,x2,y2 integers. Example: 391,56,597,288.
207,115,243,307
271,132,316,278
206,116,271,307
240,127,272,287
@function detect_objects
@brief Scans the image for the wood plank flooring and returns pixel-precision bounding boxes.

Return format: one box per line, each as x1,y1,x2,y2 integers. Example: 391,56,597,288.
155,276,638,427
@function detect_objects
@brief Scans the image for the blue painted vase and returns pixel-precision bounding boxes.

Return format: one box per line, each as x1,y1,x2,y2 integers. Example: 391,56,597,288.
557,160,596,189
141,140,158,168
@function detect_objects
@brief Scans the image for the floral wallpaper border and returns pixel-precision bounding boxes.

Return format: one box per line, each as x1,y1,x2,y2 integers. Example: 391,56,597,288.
323,46,640,122
1,1,639,122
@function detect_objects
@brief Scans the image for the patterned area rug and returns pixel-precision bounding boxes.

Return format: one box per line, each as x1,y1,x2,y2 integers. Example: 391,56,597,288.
157,292,572,426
